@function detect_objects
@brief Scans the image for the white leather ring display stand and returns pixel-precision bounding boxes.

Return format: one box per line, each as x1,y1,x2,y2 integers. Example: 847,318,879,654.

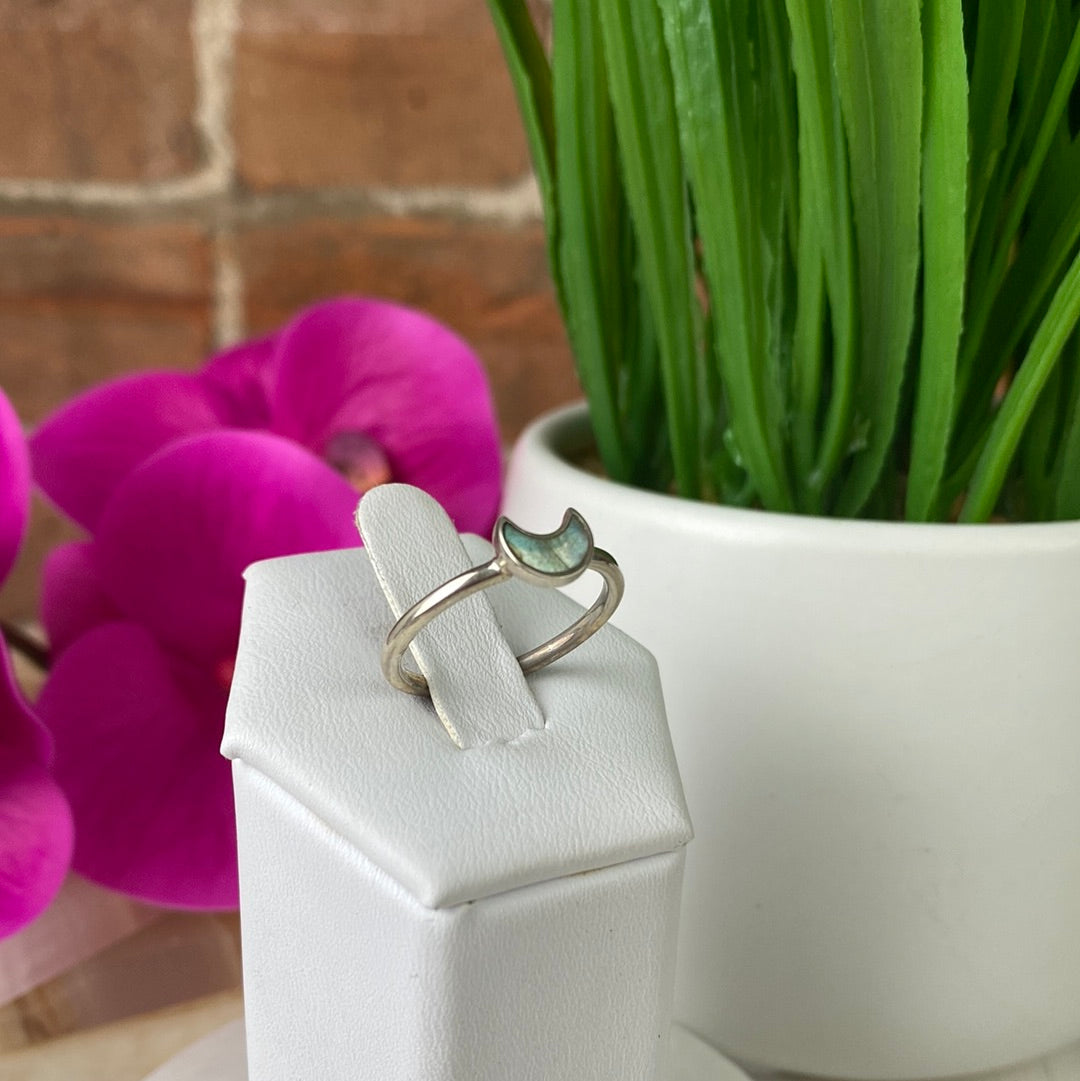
139,1019,754,1081
220,485,694,1081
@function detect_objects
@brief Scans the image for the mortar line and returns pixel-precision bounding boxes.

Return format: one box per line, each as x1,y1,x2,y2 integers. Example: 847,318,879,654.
366,175,542,225
223,175,544,227
212,225,245,349
200,0,243,349
0,175,545,226
193,0,239,186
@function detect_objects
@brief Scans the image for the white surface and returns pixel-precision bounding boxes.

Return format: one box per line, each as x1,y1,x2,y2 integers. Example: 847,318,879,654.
505,403,1080,1080
141,1020,754,1081
223,485,692,1081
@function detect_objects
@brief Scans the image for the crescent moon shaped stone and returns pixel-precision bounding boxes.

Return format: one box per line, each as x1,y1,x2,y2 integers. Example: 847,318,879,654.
500,512,592,576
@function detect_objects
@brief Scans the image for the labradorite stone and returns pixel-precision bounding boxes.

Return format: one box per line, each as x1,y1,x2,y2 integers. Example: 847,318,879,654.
502,515,590,574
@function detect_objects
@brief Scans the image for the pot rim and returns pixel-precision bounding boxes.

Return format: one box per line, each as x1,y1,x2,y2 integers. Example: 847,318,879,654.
514,402,1080,555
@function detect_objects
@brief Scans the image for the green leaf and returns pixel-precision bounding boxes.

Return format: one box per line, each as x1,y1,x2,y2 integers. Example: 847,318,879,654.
1019,359,1062,519
657,0,794,511
485,1,557,257
957,9,1053,355
786,0,857,508
789,216,826,494
830,0,924,516
597,0,702,498
961,15,1080,377
961,246,1080,522
979,136,1080,395
906,0,967,521
965,1,1026,256
1051,332,1080,518
550,0,631,481
938,6,1075,489
619,218,668,487
762,0,800,251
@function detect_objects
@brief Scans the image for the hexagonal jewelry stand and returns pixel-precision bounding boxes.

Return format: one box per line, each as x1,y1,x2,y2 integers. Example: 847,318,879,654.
218,486,694,1081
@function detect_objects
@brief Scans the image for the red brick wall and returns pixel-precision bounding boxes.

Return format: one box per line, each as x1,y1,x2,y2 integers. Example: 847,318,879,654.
0,0,578,620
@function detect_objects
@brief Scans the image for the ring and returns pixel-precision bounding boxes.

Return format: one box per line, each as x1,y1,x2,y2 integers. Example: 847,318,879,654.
382,509,624,696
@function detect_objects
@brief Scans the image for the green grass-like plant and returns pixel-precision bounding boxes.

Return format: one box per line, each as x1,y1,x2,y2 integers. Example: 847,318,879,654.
488,0,1080,522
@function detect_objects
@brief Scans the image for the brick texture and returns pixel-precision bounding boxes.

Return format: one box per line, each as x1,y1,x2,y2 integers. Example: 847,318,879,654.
0,1,201,181
234,0,533,188
0,216,213,621
237,214,580,441
241,0,497,35
0,217,214,424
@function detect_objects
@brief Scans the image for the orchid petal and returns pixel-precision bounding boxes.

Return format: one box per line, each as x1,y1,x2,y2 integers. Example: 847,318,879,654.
0,389,30,584
270,299,502,535
95,431,360,666
41,542,121,657
30,373,226,531
0,747,73,938
198,334,278,430
36,622,236,909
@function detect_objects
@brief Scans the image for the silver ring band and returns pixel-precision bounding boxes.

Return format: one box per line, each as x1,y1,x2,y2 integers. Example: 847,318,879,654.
382,510,624,696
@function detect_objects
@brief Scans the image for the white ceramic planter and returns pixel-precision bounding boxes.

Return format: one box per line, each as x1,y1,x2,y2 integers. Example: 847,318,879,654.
503,403,1080,1081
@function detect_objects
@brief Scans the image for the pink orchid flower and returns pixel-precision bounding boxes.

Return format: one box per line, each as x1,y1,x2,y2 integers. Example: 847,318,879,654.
0,389,74,938
31,298,502,908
